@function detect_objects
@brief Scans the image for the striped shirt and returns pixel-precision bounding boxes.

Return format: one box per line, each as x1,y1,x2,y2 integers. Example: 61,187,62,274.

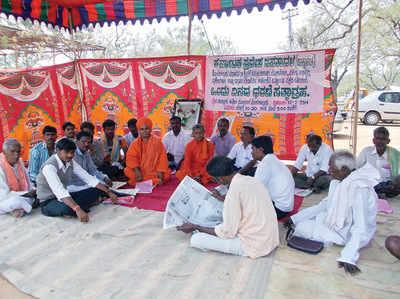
28,142,55,183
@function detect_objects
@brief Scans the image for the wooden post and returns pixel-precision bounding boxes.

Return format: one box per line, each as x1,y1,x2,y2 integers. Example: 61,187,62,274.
351,0,363,155
15,51,19,69
68,8,87,122
187,0,193,56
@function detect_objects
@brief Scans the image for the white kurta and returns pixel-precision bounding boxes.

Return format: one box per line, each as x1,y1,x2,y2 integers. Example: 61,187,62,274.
357,146,393,182
0,165,34,214
291,165,378,265
227,141,253,169
162,130,192,164
254,154,294,212
293,143,333,177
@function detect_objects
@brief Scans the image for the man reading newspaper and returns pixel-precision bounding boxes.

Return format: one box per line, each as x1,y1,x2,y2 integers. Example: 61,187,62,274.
174,156,279,259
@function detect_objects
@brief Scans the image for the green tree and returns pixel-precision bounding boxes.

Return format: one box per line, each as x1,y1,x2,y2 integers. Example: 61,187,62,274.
286,0,400,98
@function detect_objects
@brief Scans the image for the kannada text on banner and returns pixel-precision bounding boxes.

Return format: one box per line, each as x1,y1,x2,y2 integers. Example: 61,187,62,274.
205,51,325,114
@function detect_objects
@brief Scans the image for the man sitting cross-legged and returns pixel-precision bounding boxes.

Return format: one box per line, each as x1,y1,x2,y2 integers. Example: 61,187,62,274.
124,117,171,187
68,131,113,193
227,126,257,176
37,138,117,222
94,119,128,180
357,126,400,198
252,136,295,219
0,139,37,217
28,125,57,185
176,124,214,185
291,134,333,193
124,118,139,148
285,150,380,275
80,121,104,168
162,116,192,171
211,118,236,157
177,156,279,258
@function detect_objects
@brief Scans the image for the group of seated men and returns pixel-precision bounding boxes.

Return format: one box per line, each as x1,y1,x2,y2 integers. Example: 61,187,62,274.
0,114,400,273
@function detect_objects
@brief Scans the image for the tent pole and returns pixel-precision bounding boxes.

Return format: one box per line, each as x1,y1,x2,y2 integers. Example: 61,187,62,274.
15,51,18,69
68,8,87,122
351,0,363,155
187,0,193,55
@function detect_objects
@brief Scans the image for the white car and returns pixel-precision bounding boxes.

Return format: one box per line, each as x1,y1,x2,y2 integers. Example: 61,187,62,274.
333,112,344,132
358,90,400,125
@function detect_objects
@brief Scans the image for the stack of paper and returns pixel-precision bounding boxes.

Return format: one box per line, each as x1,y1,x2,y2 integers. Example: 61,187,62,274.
294,188,313,197
136,180,154,193
111,181,127,190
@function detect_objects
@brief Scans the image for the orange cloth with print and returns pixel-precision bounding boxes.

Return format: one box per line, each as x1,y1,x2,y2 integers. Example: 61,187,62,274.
124,135,171,186
0,153,29,191
176,138,215,185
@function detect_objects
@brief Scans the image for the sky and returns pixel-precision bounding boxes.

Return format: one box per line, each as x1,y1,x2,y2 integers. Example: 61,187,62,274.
0,0,315,66
199,2,309,54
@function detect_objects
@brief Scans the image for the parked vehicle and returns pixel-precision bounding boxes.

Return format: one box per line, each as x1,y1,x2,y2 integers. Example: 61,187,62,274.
358,90,400,125
333,112,344,132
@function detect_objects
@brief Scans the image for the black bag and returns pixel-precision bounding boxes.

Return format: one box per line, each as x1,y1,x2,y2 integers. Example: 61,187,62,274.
287,236,324,254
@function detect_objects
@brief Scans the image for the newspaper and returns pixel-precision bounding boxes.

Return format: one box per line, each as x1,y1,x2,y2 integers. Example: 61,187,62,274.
163,176,224,229
111,181,127,190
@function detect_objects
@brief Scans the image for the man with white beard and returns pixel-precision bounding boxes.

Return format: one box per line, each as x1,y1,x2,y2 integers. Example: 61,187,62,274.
285,150,380,274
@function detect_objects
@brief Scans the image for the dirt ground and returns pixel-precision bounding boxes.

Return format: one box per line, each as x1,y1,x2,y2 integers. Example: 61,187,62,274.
1,120,399,299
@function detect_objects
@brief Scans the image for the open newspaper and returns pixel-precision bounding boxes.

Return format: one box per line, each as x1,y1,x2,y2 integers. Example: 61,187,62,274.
163,176,224,229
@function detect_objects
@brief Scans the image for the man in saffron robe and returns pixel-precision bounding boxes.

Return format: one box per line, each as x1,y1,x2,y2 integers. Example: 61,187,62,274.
176,124,215,185
124,117,171,187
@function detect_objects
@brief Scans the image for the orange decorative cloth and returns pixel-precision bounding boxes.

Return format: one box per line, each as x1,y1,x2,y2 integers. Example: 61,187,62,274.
124,135,171,186
176,138,214,185
0,153,29,192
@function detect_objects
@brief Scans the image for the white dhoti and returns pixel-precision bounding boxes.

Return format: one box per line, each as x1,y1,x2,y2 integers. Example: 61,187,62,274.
0,196,34,214
294,212,345,246
190,232,247,256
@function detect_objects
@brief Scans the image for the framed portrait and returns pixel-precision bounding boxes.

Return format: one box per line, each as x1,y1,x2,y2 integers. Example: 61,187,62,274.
173,99,203,132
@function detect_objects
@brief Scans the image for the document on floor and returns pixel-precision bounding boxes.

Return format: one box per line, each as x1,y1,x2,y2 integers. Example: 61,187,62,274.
163,176,224,229
294,188,313,197
136,180,154,193
112,181,127,190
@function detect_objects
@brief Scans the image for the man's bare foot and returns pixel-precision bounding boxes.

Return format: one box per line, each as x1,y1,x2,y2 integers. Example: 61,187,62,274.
10,209,25,218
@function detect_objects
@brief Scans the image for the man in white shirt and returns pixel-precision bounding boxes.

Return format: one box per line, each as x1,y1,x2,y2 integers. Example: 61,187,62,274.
252,136,295,219
0,139,36,217
124,118,138,148
285,150,379,275
291,134,333,192
36,138,117,222
227,126,257,176
357,126,400,198
162,116,192,170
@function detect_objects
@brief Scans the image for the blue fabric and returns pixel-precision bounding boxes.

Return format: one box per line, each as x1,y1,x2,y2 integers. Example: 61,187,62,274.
28,142,55,183
69,148,107,187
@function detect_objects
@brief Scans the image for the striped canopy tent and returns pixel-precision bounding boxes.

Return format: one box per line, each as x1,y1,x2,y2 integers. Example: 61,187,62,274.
0,0,322,31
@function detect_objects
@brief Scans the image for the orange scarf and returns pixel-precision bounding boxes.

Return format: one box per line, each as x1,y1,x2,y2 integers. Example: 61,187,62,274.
0,153,29,192
197,138,210,162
